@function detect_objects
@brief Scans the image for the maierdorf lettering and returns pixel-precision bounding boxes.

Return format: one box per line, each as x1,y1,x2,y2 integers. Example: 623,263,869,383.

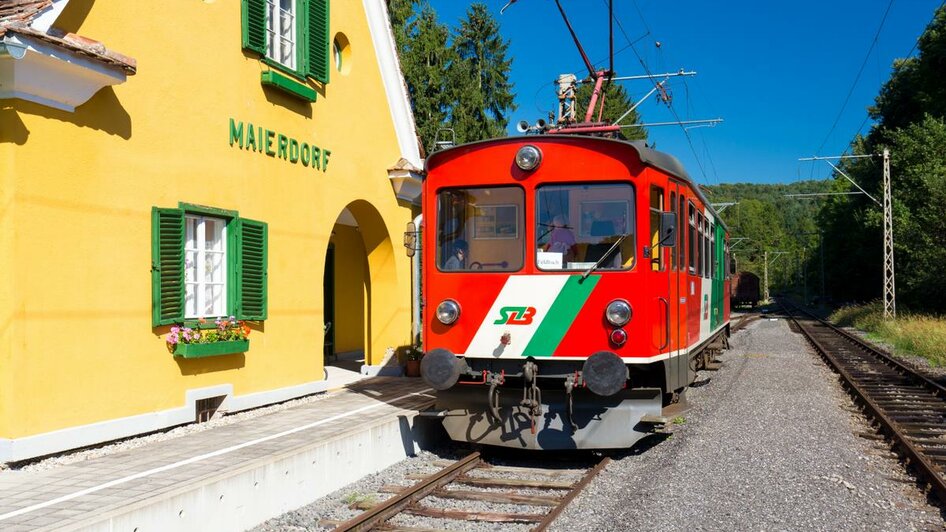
229,118,332,172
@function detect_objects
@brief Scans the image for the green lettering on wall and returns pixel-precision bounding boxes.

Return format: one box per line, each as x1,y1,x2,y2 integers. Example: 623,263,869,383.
229,118,244,148
277,134,288,160
228,119,332,171
247,123,257,152
265,130,275,157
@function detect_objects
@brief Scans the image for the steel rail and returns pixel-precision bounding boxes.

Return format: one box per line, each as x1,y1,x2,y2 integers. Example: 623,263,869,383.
532,456,611,532
782,303,946,504
731,313,760,333
332,452,482,532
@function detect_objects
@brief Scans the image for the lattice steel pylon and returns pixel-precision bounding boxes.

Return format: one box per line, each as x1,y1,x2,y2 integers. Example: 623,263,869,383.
882,148,896,319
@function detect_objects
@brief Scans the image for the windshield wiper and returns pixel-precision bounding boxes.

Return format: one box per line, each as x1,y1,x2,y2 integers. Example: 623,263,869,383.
581,233,629,281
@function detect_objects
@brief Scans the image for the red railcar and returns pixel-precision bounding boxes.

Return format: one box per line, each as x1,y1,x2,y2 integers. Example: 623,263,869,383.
420,136,732,449
731,271,761,307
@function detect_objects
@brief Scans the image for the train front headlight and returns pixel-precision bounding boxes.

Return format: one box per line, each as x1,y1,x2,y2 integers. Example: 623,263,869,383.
436,299,461,325
605,299,632,327
514,145,542,171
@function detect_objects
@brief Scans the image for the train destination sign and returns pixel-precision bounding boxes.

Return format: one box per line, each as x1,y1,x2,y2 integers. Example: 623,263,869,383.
228,118,332,172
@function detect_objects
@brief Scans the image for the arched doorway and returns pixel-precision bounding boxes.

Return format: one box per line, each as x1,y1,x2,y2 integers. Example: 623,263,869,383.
323,200,404,374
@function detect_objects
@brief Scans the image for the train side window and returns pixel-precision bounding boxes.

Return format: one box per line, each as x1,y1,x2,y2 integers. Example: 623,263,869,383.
688,203,696,275
724,242,731,279
669,192,676,270
649,185,665,272
710,223,716,279
696,211,704,277
703,218,710,279
679,196,686,271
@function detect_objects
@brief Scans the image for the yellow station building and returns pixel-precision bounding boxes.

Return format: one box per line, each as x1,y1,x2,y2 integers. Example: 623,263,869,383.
0,0,423,462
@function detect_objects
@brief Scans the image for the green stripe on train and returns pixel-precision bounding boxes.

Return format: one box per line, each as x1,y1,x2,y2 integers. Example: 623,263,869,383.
523,275,600,357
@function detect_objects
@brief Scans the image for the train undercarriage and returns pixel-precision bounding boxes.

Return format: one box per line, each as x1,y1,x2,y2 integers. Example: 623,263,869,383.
423,327,730,450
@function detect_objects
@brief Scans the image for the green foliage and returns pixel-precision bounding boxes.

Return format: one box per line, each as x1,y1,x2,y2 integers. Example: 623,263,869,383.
819,5,946,312
830,302,946,366
390,1,454,152
703,181,831,292
450,3,516,144
389,2,516,150
574,81,647,141
342,491,377,508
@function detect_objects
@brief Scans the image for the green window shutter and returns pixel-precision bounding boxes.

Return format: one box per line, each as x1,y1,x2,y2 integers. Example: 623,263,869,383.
242,0,267,55
236,218,268,320
151,207,185,327
304,0,330,83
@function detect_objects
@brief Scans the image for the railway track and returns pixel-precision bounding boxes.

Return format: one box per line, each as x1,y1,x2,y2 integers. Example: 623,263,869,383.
731,312,760,333
782,302,946,505
330,452,608,531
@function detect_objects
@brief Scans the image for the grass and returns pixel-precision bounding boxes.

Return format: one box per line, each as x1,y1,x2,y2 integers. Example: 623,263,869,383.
342,492,377,508
829,301,946,366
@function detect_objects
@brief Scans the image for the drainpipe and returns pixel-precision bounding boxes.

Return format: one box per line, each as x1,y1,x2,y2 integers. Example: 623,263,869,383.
411,213,423,347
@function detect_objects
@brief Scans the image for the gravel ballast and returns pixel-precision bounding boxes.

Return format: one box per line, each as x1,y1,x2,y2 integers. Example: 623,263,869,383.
552,317,942,531
256,318,943,531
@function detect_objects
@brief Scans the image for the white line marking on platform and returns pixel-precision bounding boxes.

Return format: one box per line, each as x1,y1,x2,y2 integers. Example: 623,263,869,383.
0,389,435,522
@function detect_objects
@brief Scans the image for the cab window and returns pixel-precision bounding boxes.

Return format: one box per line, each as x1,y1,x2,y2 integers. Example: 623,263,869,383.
437,186,524,272
536,183,636,271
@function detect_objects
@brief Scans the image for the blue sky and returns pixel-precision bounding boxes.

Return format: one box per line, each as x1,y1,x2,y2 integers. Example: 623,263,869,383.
426,0,940,185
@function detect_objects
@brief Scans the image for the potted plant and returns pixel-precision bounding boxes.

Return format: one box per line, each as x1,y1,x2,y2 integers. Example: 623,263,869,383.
405,347,423,377
167,316,251,358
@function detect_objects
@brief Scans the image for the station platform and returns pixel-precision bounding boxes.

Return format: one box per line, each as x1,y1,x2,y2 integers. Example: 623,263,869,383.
0,376,438,531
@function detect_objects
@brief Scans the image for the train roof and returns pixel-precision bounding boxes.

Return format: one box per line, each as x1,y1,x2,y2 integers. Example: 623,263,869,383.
425,135,728,231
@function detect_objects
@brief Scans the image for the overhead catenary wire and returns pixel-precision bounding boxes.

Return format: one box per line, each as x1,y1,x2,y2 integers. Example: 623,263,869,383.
806,0,943,181
605,0,714,184
844,0,945,155
813,0,896,157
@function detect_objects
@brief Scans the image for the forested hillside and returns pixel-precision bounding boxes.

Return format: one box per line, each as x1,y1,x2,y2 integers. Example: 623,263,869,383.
817,5,946,312
712,6,945,313
704,181,832,294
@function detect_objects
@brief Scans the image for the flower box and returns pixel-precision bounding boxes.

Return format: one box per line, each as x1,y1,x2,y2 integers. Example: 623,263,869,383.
173,340,249,359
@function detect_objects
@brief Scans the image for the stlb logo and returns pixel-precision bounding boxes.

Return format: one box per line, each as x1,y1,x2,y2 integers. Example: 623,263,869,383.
494,306,537,325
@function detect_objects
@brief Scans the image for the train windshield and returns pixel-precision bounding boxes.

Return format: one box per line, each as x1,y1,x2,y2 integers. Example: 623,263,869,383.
536,183,636,271
437,186,524,272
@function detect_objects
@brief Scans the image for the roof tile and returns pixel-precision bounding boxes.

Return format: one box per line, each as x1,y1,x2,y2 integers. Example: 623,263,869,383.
0,0,136,74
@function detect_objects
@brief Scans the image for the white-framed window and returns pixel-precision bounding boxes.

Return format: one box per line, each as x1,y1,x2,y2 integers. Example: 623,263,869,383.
266,0,297,70
185,215,227,318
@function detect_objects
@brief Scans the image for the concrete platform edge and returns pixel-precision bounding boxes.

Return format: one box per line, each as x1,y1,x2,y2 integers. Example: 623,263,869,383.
1,379,330,463
52,403,439,532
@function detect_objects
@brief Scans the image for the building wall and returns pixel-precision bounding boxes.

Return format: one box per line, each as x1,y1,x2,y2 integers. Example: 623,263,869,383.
331,225,367,354
0,0,415,443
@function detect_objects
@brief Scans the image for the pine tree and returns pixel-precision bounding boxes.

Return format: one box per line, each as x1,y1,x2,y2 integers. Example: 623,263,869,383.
389,2,454,152
449,3,516,143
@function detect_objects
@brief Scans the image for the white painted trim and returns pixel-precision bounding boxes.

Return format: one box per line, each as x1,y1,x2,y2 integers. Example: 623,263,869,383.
363,0,422,168
459,322,731,364
30,0,71,32
0,379,330,463
0,34,127,112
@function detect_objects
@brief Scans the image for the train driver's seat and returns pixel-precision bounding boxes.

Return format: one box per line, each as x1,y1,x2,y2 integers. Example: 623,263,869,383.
583,221,622,268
